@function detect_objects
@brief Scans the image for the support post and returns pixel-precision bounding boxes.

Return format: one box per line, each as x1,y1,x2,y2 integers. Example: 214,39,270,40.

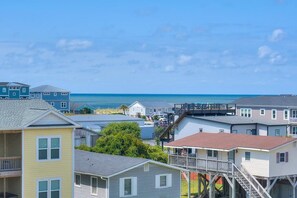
232,176,236,198
209,173,215,198
198,173,201,196
188,172,191,198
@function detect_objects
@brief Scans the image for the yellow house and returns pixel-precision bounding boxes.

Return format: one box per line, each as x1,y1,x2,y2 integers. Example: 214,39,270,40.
0,99,80,198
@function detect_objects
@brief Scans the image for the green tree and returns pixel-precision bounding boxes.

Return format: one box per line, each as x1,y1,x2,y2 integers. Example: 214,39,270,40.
80,107,92,114
119,104,129,115
100,122,141,139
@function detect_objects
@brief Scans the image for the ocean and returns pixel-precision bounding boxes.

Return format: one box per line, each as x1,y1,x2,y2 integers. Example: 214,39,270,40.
70,94,260,109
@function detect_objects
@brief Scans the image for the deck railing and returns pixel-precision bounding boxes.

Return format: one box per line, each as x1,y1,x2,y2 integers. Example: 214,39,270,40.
168,154,232,174
0,156,21,172
173,103,236,115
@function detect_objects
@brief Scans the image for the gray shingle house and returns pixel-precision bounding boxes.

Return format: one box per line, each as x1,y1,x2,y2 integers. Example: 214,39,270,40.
74,150,185,198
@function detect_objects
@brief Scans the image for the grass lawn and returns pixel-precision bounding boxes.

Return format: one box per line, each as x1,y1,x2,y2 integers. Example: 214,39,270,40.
181,178,223,198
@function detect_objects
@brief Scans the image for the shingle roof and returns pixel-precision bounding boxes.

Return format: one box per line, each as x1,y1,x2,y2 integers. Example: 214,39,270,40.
0,82,29,87
190,115,288,126
75,150,149,177
233,95,297,107
130,101,173,108
30,85,69,93
166,132,296,151
0,100,55,130
68,114,143,122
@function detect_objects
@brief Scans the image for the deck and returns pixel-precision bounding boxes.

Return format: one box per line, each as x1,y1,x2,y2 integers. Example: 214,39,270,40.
0,157,22,178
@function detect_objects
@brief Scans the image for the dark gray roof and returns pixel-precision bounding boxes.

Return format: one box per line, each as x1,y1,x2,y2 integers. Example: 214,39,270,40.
130,101,173,108
75,150,149,177
68,114,143,122
0,82,29,87
190,115,288,126
0,100,55,130
233,95,297,108
30,85,69,93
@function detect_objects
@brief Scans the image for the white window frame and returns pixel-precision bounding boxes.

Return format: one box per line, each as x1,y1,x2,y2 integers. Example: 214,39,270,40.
240,108,252,117
37,136,61,161
61,102,67,108
207,150,218,158
245,152,251,161
50,102,55,106
91,176,98,195
144,163,149,172
155,174,172,189
292,110,297,118
119,177,137,197
283,109,289,120
291,126,297,135
37,178,61,198
75,174,81,187
260,109,265,116
271,109,277,120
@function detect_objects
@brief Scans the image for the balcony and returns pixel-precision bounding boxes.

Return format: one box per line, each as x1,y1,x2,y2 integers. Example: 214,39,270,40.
289,118,297,123
168,154,233,175
0,157,22,178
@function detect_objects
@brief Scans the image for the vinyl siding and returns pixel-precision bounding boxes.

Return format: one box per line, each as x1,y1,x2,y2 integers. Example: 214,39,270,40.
23,128,73,198
74,174,107,198
109,163,181,198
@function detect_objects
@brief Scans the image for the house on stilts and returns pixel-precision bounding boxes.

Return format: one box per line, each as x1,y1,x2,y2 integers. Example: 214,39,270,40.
165,132,297,198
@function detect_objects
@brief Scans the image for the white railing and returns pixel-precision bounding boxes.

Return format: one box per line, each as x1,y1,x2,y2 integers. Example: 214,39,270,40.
233,164,271,198
168,154,233,174
290,118,297,123
0,156,22,171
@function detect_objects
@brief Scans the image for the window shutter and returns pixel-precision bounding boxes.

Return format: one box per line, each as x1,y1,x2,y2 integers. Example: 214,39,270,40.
167,174,172,187
132,177,137,196
285,152,289,162
276,152,280,163
119,178,124,197
155,175,160,188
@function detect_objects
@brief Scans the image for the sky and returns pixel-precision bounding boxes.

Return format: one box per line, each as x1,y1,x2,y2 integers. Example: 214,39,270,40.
0,0,296,94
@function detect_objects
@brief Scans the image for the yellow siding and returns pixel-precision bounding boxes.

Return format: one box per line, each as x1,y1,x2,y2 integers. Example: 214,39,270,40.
23,128,73,198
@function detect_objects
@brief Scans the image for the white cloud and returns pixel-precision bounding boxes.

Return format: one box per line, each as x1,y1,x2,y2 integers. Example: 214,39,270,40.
56,39,93,50
258,46,272,58
269,29,285,42
164,65,175,72
177,55,192,65
269,52,286,65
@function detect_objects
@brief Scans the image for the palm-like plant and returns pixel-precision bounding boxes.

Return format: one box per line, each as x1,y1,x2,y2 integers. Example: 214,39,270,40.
119,104,129,115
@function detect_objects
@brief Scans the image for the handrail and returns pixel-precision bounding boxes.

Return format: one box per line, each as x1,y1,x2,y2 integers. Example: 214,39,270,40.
240,165,271,198
0,156,22,172
232,164,271,198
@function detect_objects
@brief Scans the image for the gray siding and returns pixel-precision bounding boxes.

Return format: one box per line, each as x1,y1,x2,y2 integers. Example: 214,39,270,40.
74,174,107,198
109,163,181,198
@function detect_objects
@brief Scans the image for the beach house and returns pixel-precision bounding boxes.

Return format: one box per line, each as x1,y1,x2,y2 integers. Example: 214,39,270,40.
165,132,297,198
0,82,30,99
30,85,70,113
128,101,173,117
234,95,297,137
74,150,185,198
0,99,79,197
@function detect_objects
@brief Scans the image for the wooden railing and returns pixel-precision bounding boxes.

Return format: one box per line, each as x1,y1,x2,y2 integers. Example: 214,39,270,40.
168,154,232,174
0,157,21,172
173,103,236,115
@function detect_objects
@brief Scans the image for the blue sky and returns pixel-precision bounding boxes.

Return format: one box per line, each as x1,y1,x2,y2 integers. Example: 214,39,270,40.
0,0,296,94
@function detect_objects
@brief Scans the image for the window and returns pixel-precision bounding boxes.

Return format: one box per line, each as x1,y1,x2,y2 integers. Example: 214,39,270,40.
276,152,288,163
144,164,149,172
275,129,281,136
292,110,297,118
50,102,55,106
61,102,67,108
91,177,98,195
246,129,252,135
12,92,16,96
75,174,81,187
155,174,172,188
43,92,50,95
22,87,26,93
120,177,137,197
260,109,265,116
54,92,57,96
37,137,60,161
61,92,68,95
38,179,60,198
291,126,297,135
31,93,35,98
271,109,277,120
207,150,218,158
284,110,289,120
245,152,251,161
2,88,6,92
240,108,252,117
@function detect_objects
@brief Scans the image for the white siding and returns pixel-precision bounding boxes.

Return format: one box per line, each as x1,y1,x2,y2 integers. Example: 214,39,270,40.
129,103,146,116
258,124,268,136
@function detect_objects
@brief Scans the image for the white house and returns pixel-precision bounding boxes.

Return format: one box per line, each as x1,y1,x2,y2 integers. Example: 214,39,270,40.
128,101,173,117
165,132,297,198
172,115,289,141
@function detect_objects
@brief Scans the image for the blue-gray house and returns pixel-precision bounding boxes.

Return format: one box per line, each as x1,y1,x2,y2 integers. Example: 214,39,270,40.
74,150,185,198
30,85,70,113
0,82,30,99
